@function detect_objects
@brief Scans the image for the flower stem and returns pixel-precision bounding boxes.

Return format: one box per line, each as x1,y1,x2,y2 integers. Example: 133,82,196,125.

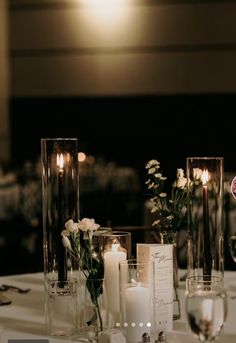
94,297,103,332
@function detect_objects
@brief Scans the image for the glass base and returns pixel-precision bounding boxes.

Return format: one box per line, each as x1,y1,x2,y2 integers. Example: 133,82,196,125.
45,279,78,337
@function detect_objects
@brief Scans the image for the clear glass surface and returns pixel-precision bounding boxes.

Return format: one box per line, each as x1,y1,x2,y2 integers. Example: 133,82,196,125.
185,276,227,343
186,157,224,278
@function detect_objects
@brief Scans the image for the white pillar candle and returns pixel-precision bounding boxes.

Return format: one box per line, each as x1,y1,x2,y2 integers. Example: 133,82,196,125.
104,244,127,313
125,285,151,343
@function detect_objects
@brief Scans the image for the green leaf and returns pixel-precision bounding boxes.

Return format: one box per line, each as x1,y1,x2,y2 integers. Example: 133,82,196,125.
86,278,103,305
86,311,97,326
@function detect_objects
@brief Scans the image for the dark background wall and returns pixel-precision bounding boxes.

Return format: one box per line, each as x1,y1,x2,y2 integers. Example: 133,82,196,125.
10,94,236,173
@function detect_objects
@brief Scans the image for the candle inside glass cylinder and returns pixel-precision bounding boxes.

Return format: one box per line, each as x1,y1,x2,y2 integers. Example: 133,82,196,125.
125,284,151,343
201,169,212,278
56,153,67,282
104,242,127,314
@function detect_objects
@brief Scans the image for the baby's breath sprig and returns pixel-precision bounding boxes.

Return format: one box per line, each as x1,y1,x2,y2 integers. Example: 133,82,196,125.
145,160,201,232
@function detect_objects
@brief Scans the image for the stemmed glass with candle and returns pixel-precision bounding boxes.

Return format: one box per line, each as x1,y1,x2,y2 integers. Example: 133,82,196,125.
185,276,227,342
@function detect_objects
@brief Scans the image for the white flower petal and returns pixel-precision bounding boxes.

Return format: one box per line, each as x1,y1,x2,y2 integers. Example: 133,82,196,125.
155,173,162,178
159,192,167,197
193,168,203,180
176,177,187,189
148,182,155,189
65,219,79,233
177,168,184,179
78,218,100,232
62,235,72,250
61,229,70,237
148,167,156,175
151,206,158,213
145,160,160,169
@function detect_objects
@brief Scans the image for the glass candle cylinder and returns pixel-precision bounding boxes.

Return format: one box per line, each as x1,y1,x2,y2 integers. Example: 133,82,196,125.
186,157,224,279
47,279,78,336
119,259,155,343
41,138,79,335
102,231,131,326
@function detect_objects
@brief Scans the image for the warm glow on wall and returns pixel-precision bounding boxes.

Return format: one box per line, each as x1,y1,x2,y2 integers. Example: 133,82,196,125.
80,0,131,29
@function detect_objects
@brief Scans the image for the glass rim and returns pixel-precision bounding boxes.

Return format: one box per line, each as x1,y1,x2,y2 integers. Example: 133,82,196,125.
102,231,131,237
47,279,78,285
186,275,223,283
186,157,224,161
41,138,78,142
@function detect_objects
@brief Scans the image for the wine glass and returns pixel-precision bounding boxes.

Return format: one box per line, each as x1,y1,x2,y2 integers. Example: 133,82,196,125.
185,276,227,342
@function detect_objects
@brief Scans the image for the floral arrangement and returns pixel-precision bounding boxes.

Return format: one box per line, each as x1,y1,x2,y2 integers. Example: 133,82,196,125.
145,159,202,232
61,218,104,330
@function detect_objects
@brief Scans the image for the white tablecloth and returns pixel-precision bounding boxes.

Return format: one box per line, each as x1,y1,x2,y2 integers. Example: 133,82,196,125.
0,271,236,342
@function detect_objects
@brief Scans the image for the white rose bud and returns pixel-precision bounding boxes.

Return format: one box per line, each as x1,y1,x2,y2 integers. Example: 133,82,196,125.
177,168,184,179
62,235,72,251
65,219,79,233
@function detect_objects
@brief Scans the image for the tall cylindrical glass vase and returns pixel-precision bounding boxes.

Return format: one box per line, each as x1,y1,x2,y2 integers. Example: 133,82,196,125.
187,157,224,279
41,138,79,336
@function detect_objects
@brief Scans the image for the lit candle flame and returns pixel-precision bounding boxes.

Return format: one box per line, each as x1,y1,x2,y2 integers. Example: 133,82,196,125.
201,169,209,185
56,153,64,171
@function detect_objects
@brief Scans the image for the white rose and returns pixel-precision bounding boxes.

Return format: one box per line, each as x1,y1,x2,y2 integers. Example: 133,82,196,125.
78,218,100,232
65,219,79,233
177,168,184,179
